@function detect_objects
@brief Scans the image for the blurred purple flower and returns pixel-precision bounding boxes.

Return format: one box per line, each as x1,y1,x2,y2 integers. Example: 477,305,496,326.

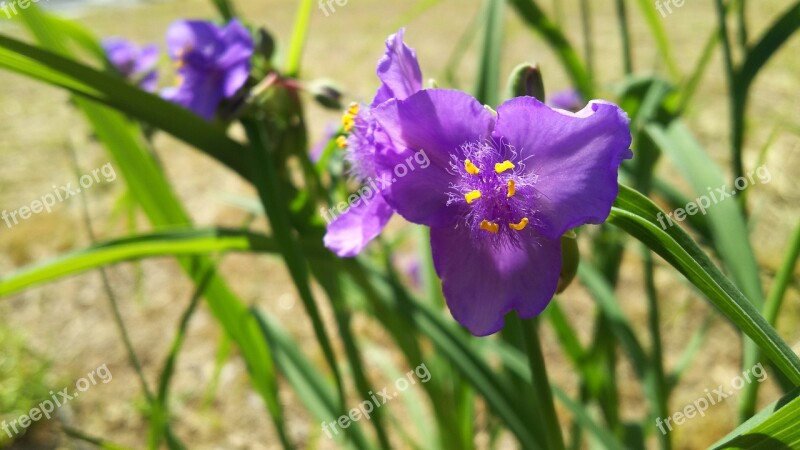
372,89,632,335
323,28,423,257
102,38,159,92
549,89,585,112
161,19,253,121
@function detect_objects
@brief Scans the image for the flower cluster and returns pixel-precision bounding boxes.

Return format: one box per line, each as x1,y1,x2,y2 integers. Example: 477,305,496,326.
326,30,632,335
103,19,254,121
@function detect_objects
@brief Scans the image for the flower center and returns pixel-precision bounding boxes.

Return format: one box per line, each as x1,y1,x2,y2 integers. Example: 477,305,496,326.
447,141,538,241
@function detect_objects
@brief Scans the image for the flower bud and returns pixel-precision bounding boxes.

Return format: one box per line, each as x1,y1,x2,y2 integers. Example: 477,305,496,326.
556,232,579,294
308,79,344,110
506,63,545,102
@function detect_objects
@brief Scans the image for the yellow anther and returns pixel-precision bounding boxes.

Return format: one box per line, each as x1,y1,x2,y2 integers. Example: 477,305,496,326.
342,115,355,132
509,217,529,231
480,220,499,234
347,102,359,116
507,180,516,197
341,103,359,132
465,159,480,175
495,160,515,174
465,190,482,204
174,48,185,69
336,136,348,149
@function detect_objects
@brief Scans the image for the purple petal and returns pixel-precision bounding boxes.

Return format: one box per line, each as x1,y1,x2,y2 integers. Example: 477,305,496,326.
134,44,160,74
222,63,249,97
371,28,423,106
430,226,562,336
372,89,495,227
166,20,221,60
161,72,223,120
493,97,632,239
102,38,137,76
139,71,159,93
218,19,253,68
324,193,395,257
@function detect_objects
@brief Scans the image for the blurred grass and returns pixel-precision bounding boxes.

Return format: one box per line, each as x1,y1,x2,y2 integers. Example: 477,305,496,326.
0,325,52,447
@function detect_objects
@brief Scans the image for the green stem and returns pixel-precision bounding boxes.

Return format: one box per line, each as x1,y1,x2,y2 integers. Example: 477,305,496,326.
522,318,565,450
614,0,632,75
736,0,748,51
285,0,314,77
643,249,670,450
713,0,747,195
579,0,593,83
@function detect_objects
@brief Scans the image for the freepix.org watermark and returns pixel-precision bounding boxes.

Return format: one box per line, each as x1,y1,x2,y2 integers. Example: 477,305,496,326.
2,162,117,229
1,363,113,439
1,0,49,19
318,0,349,17
655,362,768,435
321,363,432,439
656,165,771,230
655,0,688,18
320,150,430,224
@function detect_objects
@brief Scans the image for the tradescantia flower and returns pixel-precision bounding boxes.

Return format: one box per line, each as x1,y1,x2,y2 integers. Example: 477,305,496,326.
372,89,632,336
323,28,423,257
102,38,159,92
161,19,253,121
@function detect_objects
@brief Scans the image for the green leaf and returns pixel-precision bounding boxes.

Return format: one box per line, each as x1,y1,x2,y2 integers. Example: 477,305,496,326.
608,185,800,384
0,229,286,297
645,121,764,307
475,0,505,105
252,309,372,449
710,387,800,449
737,2,800,92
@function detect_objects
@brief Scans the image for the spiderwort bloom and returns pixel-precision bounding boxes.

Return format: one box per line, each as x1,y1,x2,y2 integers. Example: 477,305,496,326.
323,29,423,257
161,19,253,121
372,90,632,335
102,38,159,92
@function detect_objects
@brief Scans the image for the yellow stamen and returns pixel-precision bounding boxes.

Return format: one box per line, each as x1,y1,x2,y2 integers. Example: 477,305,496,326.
507,180,516,197
347,102,359,116
480,220,499,234
336,136,348,149
342,115,355,132
341,103,359,132
465,159,480,175
465,190,482,204
509,218,529,231
495,160,515,174
174,48,188,70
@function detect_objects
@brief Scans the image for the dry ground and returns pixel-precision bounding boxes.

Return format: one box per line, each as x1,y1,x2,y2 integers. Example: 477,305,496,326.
0,0,799,449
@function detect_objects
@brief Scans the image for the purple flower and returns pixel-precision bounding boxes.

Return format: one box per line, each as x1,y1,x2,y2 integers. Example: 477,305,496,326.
161,19,253,121
549,89,585,112
372,89,632,335
323,29,423,257
102,38,159,92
